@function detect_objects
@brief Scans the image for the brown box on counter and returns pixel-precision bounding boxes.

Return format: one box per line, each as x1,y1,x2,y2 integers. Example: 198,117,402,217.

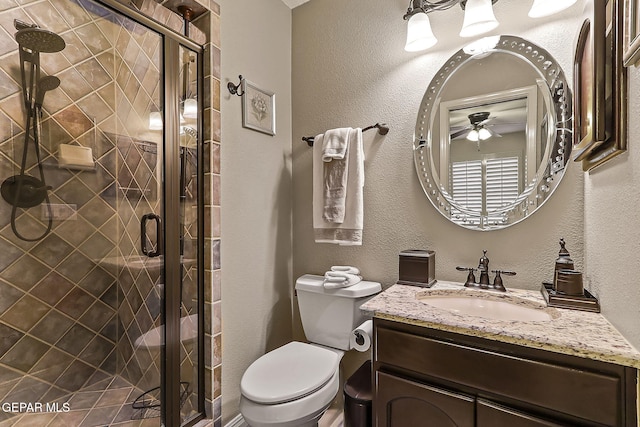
398,249,436,287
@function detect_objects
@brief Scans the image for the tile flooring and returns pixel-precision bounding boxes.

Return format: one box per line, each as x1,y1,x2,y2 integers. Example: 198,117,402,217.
320,408,344,427
0,375,162,427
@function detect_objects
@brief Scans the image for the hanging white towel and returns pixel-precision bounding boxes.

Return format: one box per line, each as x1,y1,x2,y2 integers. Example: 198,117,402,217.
322,128,352,223
322,127,351,162
313,128,364,245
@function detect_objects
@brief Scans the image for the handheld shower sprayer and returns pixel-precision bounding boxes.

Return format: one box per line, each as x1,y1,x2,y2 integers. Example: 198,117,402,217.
0,19,65,241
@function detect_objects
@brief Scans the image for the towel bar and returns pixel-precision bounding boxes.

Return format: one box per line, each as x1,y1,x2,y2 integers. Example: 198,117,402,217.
302,123,389,147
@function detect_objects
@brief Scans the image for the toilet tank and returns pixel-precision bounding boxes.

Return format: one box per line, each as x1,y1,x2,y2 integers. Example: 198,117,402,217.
295,274,381,350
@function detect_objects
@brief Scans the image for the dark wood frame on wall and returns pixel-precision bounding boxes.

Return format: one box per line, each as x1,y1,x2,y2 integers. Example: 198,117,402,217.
623,0,640,65
573,0,627,172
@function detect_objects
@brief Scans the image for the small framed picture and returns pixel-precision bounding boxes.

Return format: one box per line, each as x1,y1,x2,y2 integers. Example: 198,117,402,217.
623,0,640,66
242,79,276,136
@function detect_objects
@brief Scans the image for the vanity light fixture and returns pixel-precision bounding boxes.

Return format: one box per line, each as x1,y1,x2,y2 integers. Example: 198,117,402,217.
405,11,437,52
459,0,498,38
528,0,577,18
404,0,577,52
403,0,499,52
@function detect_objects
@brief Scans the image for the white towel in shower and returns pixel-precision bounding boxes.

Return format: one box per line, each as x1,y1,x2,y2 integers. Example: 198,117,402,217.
313,128,365,245
322,127,351,223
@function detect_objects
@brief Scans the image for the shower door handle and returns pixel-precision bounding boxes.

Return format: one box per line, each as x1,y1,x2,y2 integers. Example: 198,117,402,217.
141,213,162,257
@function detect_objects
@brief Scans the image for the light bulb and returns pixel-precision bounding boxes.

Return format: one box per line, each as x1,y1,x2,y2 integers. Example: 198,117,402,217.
478,127,492,140
405,13,437,52
466,129,480,142
460,0,499,38
463,35,500,56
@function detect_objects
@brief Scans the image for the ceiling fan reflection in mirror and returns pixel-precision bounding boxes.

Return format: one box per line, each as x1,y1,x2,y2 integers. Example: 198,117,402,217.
450,111,502,147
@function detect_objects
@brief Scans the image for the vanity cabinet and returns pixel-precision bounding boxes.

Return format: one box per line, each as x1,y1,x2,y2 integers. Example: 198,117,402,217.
373,318,637,427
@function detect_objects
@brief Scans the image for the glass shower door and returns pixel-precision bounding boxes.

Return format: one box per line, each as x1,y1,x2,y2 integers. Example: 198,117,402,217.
119,15,166,425
0,0,204,424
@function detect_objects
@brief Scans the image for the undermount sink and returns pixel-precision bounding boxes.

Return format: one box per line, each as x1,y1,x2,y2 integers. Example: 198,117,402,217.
417,291,557,322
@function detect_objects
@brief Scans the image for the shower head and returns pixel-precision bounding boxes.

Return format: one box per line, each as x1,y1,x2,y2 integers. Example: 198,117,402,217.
14,19,37,31
15,27,65,53
35,75,60,107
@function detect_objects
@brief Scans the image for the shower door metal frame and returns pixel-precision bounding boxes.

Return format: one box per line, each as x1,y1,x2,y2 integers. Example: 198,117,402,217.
163,39,206,427
94,1,206,426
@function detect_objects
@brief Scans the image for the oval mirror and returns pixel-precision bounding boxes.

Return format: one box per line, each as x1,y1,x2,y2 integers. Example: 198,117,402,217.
414,35,572,230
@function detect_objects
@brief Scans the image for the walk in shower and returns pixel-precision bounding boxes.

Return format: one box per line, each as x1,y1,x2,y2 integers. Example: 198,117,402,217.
0,0,213,425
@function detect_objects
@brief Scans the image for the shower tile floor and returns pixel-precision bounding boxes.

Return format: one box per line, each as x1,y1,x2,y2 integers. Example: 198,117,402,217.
0,375,164,427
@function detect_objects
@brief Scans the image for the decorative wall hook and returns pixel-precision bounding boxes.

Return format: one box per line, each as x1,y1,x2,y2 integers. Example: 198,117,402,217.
227,75,244,96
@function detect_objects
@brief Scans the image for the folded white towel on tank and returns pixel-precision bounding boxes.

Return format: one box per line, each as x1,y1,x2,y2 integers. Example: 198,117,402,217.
323,271,362,289
330,265,360,275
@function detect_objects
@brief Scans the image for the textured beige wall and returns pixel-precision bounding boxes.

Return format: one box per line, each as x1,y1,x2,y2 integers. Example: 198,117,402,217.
219,0,292,423
584,64,640,350
217,0,640,422
291,0,584,292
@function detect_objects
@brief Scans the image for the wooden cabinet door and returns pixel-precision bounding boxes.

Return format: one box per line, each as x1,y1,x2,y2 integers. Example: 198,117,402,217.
477,399,567,427
375,371,474,427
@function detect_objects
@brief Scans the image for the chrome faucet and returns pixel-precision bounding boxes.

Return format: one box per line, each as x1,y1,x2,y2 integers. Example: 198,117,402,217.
456,250,516,292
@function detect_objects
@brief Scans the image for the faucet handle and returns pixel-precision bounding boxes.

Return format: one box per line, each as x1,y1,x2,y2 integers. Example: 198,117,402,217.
492,270,516,276
456,266,477,287
490,270,516,292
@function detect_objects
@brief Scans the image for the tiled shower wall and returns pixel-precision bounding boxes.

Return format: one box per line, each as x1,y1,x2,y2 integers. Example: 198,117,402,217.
0,0,221,424
0,0,122,420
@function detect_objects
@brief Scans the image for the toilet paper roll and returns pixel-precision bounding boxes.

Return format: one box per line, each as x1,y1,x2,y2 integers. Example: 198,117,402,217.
350,320,373,352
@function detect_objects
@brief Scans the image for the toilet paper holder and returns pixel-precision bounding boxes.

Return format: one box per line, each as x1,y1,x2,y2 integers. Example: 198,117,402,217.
354,331,366,346
351,320,373,352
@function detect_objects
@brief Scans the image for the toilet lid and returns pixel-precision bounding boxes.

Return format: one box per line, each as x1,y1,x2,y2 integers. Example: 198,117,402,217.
240,342,340,404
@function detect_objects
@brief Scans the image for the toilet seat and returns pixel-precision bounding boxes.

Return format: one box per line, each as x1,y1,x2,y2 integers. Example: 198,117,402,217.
240,368,340,427
241,341,340,404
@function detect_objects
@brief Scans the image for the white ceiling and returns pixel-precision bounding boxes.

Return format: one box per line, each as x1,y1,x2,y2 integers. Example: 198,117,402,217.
281,0,311,9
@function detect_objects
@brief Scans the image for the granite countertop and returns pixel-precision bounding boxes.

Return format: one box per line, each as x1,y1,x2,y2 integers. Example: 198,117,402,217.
361,281,640,369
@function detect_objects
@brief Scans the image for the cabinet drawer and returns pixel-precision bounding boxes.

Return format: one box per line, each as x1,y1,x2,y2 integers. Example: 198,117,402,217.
477,399,565,427
376,327,621,426
376,371,475,427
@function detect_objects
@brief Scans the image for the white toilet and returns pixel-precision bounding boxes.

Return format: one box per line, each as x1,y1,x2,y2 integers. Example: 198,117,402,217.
239,274,381,427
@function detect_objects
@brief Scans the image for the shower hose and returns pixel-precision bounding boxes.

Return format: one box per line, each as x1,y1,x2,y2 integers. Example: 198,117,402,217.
3,20,65,241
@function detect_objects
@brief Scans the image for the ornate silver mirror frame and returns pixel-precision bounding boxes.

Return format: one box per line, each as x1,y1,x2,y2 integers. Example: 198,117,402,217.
414,35,572,231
